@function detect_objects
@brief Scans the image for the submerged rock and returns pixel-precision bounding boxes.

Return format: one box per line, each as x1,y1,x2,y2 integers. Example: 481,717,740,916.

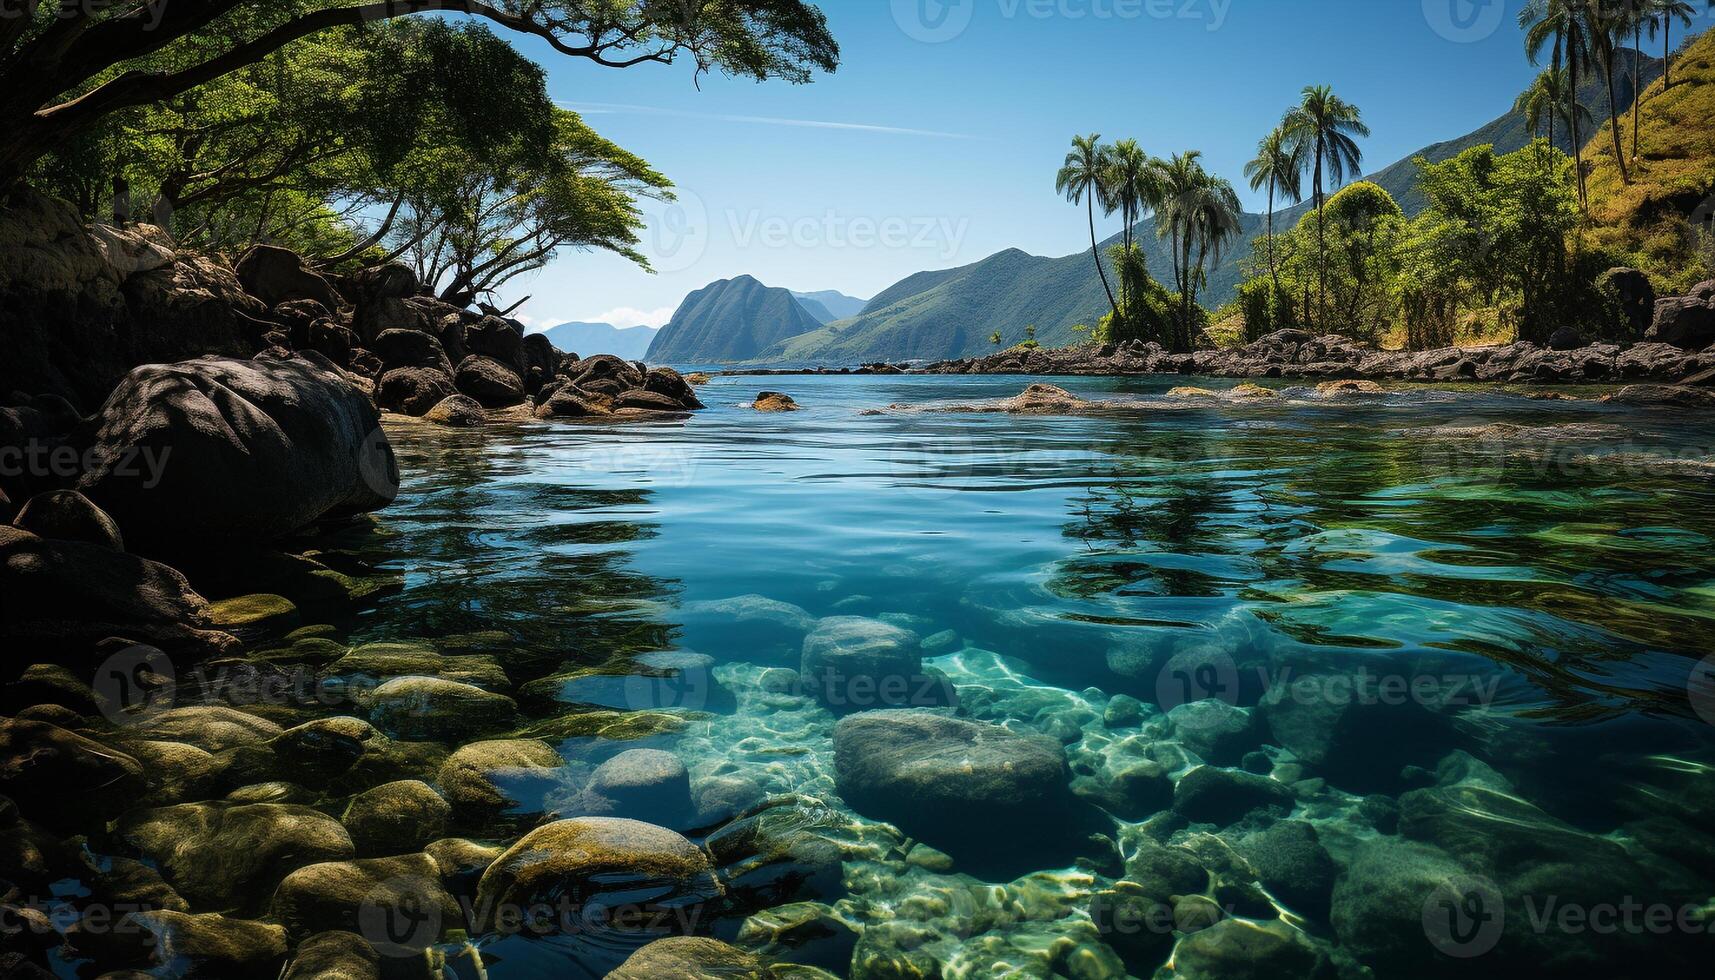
271,852,460,946
1171,765,1293,825
360,676,517,741
65,909,287,977
473,817,720,936
0,719,145,829
282,931,380,980
800,616,944,713
340,779,451,856
1171,918,1329,980
606,937,764,979
833,710,1075,867
751,391,800,412
112,802,354,912
589,748,694,826
436,738,565,821
10,490,124,550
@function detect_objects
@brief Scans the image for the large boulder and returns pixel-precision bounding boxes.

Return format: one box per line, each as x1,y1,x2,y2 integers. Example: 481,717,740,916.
453,355,526,408
372,328,453,374
377,366,455,417
77,356,397,550
472,817,720,942
800,616,936,713
112,802,355,913
1647,280,1715,349
11,489,124,550
0,719,146,829
1595,267,1656,340
0,525,238,660
64,909,287,977
606,938,764,979
236,244,343,311
833,710,1073,866
465,317,526,373
271,852,460,947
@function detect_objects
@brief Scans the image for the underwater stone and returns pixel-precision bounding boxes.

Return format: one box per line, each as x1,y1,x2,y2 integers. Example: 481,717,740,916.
590,748,694,825
1167,700,1259,767
801,616,937,713
282,931,380,980
136,705,284,752
1171,766,1293,826
473,817,720,936
208,593,300,633
1102,694,1144,729
65,909,287,977
112,802,355,913
1232,819,1336,921
1170,918,1327,980
360,675,517,741
436,738,565,820
340,779,451,856
834,710,1073,863
0,719,145,829
606,937,764,979
271,852,461,947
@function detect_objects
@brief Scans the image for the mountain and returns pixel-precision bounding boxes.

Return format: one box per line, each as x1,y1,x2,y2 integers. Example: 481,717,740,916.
794,296,838,324
541,322,660,360
761,49,1663,364
646,275,825,363
792,290,868,320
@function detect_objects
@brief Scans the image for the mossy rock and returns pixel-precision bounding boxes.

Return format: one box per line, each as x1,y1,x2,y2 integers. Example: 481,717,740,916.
209,593,300,633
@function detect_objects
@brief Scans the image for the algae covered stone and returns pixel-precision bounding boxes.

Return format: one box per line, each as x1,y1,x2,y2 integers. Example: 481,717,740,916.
474,817,720,935
271,852,460,948
606,937,765,979
341,779,451,856
360,675,517,741
112,802,354,912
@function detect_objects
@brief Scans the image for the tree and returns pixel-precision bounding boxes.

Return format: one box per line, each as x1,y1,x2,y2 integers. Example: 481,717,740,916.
1243,125,1304,322
989,331,1003,346
1648,0,1701,88
1283,85,1369,327
1056,134,1121,323
1582,0,1632,183
1522,0,1590,206
1155,150,1242,352
0,1,839,191
1314,181,1404,339
393,109,671,306
1100,139,1161,325
1514,66,1591,153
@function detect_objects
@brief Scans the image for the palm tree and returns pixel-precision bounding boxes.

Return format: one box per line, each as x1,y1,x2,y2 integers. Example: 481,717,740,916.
1057,134,1122,325
1101,139,1160,323
1515,66,1594,155
1283,85,1368,327
1243,126,1303,318
1649,0,1701,88
1522,0,1589,206
1156,151,1243,352
1583,0,1632,183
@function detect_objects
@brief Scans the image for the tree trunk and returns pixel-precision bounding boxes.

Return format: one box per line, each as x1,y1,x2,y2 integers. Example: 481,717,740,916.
1088,194,1121,325
1603,56,1630,183
1266,181,1283,328
1569,42,1587,208
1314,148,1326,328
1632,26,1641,162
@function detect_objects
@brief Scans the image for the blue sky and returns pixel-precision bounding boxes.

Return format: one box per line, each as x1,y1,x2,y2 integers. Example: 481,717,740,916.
493,0,1712,331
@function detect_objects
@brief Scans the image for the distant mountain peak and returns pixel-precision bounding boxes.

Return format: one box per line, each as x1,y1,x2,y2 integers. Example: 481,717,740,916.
646,276,825,363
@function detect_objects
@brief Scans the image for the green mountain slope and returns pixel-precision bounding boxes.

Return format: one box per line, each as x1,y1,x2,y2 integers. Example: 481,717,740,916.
792,290,869,320
646,275,825,363
765,51,1660,364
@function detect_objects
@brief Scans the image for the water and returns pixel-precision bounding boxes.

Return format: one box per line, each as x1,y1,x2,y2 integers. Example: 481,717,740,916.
94,376,1715,976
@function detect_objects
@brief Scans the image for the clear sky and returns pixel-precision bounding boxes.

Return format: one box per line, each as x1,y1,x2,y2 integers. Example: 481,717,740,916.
492,0,1713,331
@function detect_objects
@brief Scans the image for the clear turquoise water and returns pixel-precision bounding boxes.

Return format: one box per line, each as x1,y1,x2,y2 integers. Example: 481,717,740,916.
347,375,1715,977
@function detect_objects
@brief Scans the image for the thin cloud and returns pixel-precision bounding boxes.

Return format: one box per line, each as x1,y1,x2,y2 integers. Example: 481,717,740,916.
562,101,982,140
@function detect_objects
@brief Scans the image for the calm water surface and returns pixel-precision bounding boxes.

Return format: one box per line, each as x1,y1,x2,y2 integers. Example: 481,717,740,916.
339,374,1715,977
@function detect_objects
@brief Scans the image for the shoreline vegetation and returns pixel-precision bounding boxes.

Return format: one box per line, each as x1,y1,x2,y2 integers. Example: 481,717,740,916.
4,4,1715,980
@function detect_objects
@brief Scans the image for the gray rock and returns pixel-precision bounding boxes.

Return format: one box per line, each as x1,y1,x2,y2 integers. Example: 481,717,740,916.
340,780,450,856
11,490,123,550
1171,766,1293,825
589,748,693,825
454,354,526,407
1171,918,1328,980
1233,820,1336,920
801,616,939,712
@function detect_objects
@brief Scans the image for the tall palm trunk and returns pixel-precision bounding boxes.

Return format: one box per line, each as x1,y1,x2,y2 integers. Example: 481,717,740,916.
1601,52,1631,183
1265,179,1283,316
1569,37,1587,208
1631,25,1641,162
1313,145,1326,327
1665,20,1674,86
1087,194,1120,324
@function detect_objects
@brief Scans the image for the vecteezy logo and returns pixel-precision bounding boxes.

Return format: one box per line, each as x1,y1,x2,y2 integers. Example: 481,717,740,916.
1422,875,1504,959
648,188,708,274
1688,654,1715,727
93,644,177,723
358,878,444,958
1423,0,1505,43
1154,644,1240,712
893,0,975,43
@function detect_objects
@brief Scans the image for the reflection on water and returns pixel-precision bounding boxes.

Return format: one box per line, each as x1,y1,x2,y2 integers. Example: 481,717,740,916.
50,375,1715,978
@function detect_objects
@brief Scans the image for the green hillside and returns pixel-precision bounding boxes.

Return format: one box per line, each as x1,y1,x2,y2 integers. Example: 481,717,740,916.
646,275,824,362
763,51,1659,365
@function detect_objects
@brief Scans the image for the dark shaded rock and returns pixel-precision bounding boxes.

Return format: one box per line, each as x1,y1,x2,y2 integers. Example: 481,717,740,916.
1233,820,1336,920
454,355,526,408
77,356,398,551
1647,279,1715,349
306,319,358,367
465,317,526,373
271,852,460,947
1596,267,1656,339
341,780,451,856
1257,669,1448,794
1088,882,1176,974
703,796,851,910
236,244,343,310
422,394,486,427
589,748,694,826
535,387,613,419
752,391,799,412
1171,918,1329,980
521,332,559,382
372,328,452,374
613,389,693,414
112,802,355,913
283,931,380,980
1546,326,1587,351
0,718,146,829
377,366,455,417
1601,383,1715,407
834,710,1080,873
65,909,287,977
1171,766,1293,825
1167,700,1258,767
0,526,238,660
11,489,123,550
644,367,703,409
